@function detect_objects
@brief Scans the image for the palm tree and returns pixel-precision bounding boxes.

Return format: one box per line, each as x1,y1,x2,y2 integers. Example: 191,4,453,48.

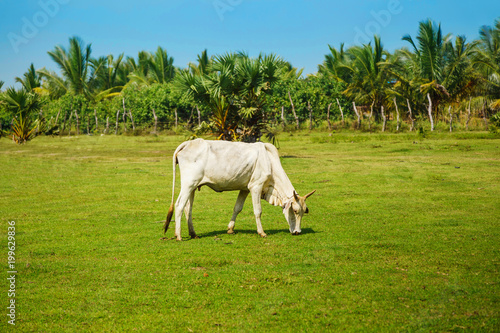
344,36,389,109
148,47,175,84
90,54,127,100
474,18,500,109
175,52,287,141
402,20,451,126
126,51,151,86
318,43,348,81
189,49,212,76
442,36,479,102
36,68,68,100
128,47,175,86
0,87,45,143
38,36,93,98
320,36,390,125
15,63,41,92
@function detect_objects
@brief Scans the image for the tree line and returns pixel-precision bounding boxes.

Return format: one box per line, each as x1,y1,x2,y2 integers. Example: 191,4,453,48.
1,18,499,143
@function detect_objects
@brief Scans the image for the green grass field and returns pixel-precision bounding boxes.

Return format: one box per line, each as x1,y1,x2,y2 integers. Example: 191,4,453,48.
1,131,499,332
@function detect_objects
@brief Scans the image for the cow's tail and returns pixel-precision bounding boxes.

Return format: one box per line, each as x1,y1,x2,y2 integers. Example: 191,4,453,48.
164,142,188,234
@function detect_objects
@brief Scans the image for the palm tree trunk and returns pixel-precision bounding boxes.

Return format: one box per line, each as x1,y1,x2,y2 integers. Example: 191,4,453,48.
381,106,386,132
327,103,332,131
393,97,400,132
174,108,178,128
427,93,434,131
336,98,344,126
196,105,201,126
288,91,299,130
407,99,414,131
106,117,109,134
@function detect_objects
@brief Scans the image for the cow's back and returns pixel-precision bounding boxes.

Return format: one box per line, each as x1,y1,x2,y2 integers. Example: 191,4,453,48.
176,139,269,192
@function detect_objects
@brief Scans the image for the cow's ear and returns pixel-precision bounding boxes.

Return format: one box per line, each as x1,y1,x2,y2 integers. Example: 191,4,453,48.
304,190,316,199
293,191,299,202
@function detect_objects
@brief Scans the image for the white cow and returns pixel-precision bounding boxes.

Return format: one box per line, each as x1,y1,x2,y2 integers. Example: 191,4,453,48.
164,139,315,241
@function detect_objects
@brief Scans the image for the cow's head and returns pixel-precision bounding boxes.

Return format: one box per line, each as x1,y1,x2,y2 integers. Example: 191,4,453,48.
283,190,316,235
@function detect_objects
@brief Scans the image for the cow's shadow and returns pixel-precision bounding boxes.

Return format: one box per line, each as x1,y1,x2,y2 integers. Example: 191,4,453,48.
198,227,316,238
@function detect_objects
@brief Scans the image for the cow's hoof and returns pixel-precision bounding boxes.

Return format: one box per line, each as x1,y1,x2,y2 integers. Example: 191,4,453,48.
259,232,267,238
292,231,301,235
176,236,182,241
227,229,235,234
190,234,200,239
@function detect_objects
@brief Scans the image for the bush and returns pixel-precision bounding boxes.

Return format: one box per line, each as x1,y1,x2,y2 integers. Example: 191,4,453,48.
489,113,500,133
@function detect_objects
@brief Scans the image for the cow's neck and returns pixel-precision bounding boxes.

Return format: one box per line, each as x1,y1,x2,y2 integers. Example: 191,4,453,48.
264,164,296,207
273,172,295,201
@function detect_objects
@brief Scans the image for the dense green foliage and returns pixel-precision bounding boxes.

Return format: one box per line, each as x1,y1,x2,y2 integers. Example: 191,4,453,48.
1,18,499,143
1,133,498,331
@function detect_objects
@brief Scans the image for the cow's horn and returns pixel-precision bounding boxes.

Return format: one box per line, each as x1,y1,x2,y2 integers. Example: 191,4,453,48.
304,190,316,199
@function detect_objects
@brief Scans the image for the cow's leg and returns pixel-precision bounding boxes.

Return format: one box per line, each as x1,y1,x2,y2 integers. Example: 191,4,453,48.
184,190,198,239
174,187,194,241
227,190,249,234
250,188,267,237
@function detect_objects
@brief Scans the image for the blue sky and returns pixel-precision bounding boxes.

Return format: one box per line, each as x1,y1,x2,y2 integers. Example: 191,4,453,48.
1,0,499,87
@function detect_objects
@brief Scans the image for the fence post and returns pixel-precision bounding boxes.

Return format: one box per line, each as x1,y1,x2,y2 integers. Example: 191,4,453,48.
288,91,299,130
307,101,313,130
353,102,361,128
326,103,332,131
94,109,98,131
115,110,120,135
336,98,344,126
448,105,453,132
152,108,158,133
381,106,386,132
75,109,79,135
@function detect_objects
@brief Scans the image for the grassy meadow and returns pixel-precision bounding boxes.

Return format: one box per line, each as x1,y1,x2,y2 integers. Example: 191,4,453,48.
1,131,499,331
